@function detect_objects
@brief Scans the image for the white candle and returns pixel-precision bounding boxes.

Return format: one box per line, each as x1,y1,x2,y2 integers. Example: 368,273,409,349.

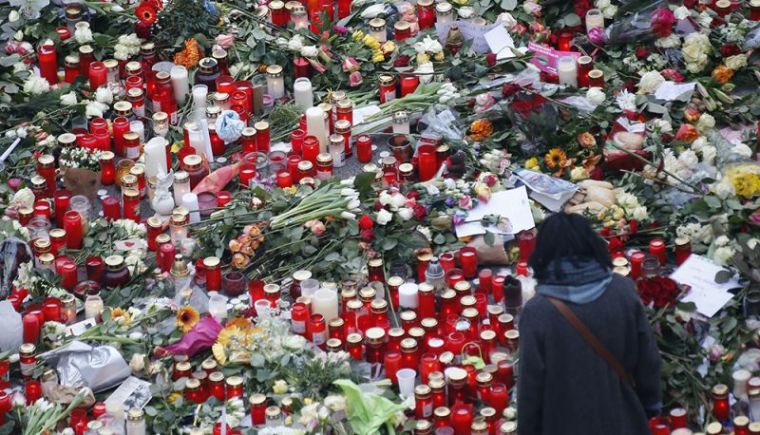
188,126,206,159
585,9,604,31
129,120,145,143
266,65,285,99
398,282,419,309
557,56,578,88
733,369,752,400
170,65,189,106
293,78,313,111
144,137,168,179
192,84,208,111
305,106,328,152
173,171,190,205
182,192,201,223
198,118,214,162
312,288,339,322
84,295,104,320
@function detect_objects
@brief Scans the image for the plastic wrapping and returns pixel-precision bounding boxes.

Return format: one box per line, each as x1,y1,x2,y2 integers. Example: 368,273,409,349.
418,107,463,142
0,236,32,298
591,0,674,45
41,341,131,393
154,315,222,358
215,110,245,144
0,300,22,352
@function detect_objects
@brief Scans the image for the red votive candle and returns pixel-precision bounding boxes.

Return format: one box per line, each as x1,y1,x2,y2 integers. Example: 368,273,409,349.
489,383,509,415
86,256,104,283
37,43,58,85
203,257,222,291
383,351,402,383
101,195,121,220
22,313,41,344
63,210,83,249
459,246,478,279
417,144,437,181
517,229,536,262
669,407,687,428
88,61,107,90
60,261,78,290
400,75,420,97
276,170,293,188
54,190,72,227
356,134,373,163
291,129,306,155
302,135,320,164
649,238,666,265
478,268,493,294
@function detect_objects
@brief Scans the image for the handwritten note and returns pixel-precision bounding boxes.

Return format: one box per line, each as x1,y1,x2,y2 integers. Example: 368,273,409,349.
455,186,535,238
654,81,695,102
670,254,741,317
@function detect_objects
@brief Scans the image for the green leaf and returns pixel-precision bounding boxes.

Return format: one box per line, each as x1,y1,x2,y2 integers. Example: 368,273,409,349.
704,195,722,209
563,13,581,27
382,238,398,251
353,172,376,197
500,0,517,10
715,269,733,284
433,234,446,245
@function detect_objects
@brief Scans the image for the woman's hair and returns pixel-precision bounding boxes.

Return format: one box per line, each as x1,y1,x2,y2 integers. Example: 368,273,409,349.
528,212,612,280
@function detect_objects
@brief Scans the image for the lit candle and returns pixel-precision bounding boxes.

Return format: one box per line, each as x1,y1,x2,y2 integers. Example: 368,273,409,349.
305,107,328,152
170,65,189,106
293,78,313,111
585,9,604,31
181,192,201,223
557,56,578,87
266,65,285,99
37,42,58,85
144,137,168,179
173,171,190,206
733,369,752,400
312,288,339,323
398,282,419,310
84,294,104,320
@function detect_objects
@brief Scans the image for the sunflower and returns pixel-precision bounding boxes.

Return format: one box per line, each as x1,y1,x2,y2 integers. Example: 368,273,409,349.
544,148,567,170
135,1,158,25
110,307,131,325
176,306,200,333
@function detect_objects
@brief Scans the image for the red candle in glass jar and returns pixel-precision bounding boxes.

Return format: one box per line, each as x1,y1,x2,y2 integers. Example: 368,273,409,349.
417,144,437,181
752,0,760,20
337,0,351,18
225,376,244,399
383,351,401,383
99,152,116,185
291,302,309,336
217,191,232,207
496,359,514,390
42,298,61,322
33,199,51,220
459,246,478,279
0,391,11,424
63,210,83,249
378,75,397,103
86,256,105,283
88,61,107,90
669,407,687,428
101,195,121,220
248,279,265,303
356,135,373,163
276,170,293,188
452,407,473,433
249,394,267,425
60,261,78,290
123,189,140,222
649,238,666,265
674,238,691,266
419,352,440,384
25,378,42,405
310,314,327,349
112,117,130,157
290,129,306,155
37,43,58,85
516,229,536,262
629,251,646,279
203,257,222,291
557,31,573,51
293,57,312,79
302,135,320,164
418,283,435,319
22,313,41,344
255,121,271,154
158,241,175,273
53,190,71,227
478,268,493,294
36,154,56,196
417,0,435,29
489,383,509,415
400,75,420,97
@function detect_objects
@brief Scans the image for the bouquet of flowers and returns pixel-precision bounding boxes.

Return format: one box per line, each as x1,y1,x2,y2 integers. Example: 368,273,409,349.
590,0,675,45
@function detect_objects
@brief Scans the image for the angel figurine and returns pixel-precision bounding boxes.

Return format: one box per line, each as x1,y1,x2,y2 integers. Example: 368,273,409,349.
151,171,175,216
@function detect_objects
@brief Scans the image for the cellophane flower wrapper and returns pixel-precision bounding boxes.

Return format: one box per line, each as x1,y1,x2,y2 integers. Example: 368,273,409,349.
419,107,463,143
590,0,674,45
159,315,222,357
507,91,561,153
40,341,131,393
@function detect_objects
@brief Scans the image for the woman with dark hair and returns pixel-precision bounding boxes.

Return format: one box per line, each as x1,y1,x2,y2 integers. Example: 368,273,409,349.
517,212,662,435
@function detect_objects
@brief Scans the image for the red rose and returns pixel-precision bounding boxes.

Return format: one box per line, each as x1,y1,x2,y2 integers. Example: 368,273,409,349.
661,69,684,82
358,215,374,230
360,229,375,242
608,236,623,254
628,219,639,235
600,226,612,237
684,0,697,7
720,44,741,57
635,47,650,59
414,204,427,220
511,99,533,115
406,190,421,201
394,55,410,67
486,53,497,67
502,83,521,98
661,133,673,143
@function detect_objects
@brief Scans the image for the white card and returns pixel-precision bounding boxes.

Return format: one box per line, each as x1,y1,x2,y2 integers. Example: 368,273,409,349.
455,186,535,238
671,254,741,317
484,25,516,60
654,81,695,102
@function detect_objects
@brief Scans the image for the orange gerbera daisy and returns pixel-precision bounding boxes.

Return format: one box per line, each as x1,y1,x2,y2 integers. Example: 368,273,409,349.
176,306,200,333
544,148,567,169
173,39,203,70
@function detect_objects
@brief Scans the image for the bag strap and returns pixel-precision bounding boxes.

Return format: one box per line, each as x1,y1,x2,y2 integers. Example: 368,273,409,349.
546,296,637,389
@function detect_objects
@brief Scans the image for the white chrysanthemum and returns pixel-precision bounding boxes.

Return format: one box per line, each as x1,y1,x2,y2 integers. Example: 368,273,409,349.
95,87,113,104
637,70,664,95
586,87,605,105
300,45,318,58
615,90,637,112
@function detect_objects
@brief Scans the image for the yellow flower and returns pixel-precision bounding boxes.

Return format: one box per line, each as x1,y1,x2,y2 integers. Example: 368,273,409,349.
525,157,540,170
212,343,227,365
372,51,385,63
544,148,567,170
176,306,200,333
304,398,314,405
434,51,445,62
110,307,131,325
272,380,289,394
170,142,182,153
417,53,430,64
352,30,365,41
363,35,380,50
284,186,297,195
469,119,494,141
381,41,396,55
452,0,468,4
726,164,760,198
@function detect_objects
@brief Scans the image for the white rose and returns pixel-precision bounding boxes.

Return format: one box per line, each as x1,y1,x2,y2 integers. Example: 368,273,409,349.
678,150,699,169
725,54,747,71
60,92,78,106
378,191,393,206
23,75,50,95
8,10,20,22
733,143,753,158
586,87,606,105
655,34,681,48
712,246,735,266
12,188,35,209
570,167,589,181
390,193,406,210
496,12,517,30
697,12,713,29
85,101,108,118
701,145,716,165
376,209,393,225
674,6,690,20
653,118,672,134
691,136,707,152
300,45,318,57
748,238,760,250
288,35,304,51
602,5,617,19
12,62,27,74
397,207,414,221
637,70,664,95
415,62,434,84
129,354,146,373
74,23,93,44
95,87,113,104
714,179,736,199
632,206,649,221
596,0,610,8
696,113,715,133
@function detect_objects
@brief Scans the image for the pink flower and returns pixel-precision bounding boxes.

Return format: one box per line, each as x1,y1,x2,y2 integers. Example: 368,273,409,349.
661,69,685,82
588,27,607,45
349,71,363,87
215,33,235,49
342,57,360,73
458,195,473,210
651,8,675,38
305,219,327,236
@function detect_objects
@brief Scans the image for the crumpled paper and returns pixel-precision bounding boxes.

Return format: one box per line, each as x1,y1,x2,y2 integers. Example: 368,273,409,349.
215,110,245,144
334,379,408,435
40,341,131,393
0,300,22,353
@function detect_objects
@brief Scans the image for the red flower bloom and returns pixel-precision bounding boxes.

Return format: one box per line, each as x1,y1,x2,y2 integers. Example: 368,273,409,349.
608,236,623,255
511,99,534,115
720,44,741,57
638,276,682,308
651,8,676,38
600,226,612,237
628,219,639,235
413,204,427,220
502,83,521,98
360,229,375,242
486,52,497,67
394,55,410,67
406,190,421,201
135,1,158,25
661,69,684,82
358,215,374,231
635,47,650,60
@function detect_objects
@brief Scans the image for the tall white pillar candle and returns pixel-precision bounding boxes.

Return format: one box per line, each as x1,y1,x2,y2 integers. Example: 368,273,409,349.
557,56,578,87
266,65,285,99
192,84,208,111
305,106,328,152
733,369,752,400
173,171,191,206
398,282,419,309
170,65,189,106
312,288,339,322
293,78,314,111
182,192,201,223
144,137,168,179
